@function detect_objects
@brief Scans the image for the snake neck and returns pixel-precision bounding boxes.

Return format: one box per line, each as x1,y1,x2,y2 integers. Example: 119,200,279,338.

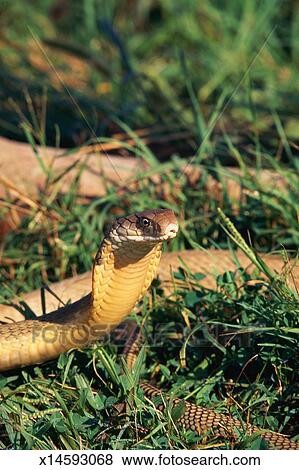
89,239,162,333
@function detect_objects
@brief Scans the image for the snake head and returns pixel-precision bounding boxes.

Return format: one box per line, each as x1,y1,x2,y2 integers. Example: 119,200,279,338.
107,209,178,245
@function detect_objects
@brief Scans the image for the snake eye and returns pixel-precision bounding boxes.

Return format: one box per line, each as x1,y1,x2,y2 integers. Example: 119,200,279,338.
141,218,151,227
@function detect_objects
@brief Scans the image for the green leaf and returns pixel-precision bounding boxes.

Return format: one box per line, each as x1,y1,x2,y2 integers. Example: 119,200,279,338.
171,401,186,422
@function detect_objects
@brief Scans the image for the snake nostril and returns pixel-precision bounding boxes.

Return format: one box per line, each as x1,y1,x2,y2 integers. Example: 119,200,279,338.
166,224,178,236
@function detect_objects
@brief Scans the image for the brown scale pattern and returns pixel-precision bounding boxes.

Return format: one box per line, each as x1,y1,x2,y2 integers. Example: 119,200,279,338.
122,324,144,370
140,383,299,449
121,319,299,450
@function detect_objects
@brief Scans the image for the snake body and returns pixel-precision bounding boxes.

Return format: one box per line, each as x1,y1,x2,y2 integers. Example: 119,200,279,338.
140,383,299,449
0,209,298,449
0,209,177,370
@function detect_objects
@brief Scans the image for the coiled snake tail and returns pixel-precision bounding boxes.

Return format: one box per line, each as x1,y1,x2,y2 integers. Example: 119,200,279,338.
122,324,299,450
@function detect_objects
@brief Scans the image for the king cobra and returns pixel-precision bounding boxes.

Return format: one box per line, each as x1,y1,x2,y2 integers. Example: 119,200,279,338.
0,209,298,449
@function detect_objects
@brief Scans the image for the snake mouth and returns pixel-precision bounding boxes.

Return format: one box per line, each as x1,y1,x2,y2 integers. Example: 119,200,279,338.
116,232,178,243
110,225,178,245
127,222,179,243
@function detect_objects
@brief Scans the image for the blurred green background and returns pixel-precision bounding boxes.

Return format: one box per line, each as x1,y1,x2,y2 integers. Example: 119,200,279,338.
1,0,299,158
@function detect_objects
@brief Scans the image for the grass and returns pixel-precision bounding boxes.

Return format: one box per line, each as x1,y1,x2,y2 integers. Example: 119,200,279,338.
0,262,298,449
0,0,299,450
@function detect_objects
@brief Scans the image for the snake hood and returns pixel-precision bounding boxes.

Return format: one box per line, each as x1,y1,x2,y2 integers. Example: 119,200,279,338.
0,208,178,371
105,209,179,245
